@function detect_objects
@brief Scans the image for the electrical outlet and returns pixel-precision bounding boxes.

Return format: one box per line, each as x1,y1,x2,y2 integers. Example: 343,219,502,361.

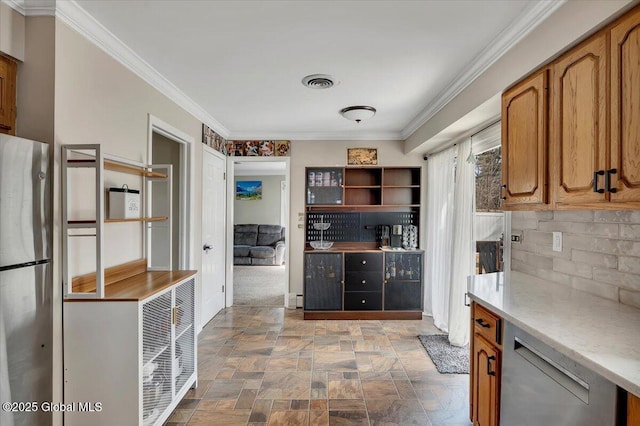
511,232,523,243
552,232,562,252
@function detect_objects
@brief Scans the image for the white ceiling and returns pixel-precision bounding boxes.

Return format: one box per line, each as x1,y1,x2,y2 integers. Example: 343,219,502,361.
71,0,545,141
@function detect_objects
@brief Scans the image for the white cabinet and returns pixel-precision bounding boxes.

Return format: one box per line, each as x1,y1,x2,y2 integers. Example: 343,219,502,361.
64,275,196,426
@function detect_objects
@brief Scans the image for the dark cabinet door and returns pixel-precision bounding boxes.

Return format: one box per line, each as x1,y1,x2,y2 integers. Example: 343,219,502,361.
383,252,423,311
304,253,343,310
384,282,422,310
306,167,344,205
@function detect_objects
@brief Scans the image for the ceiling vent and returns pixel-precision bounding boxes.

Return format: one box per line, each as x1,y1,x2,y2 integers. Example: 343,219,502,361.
302,74,336,89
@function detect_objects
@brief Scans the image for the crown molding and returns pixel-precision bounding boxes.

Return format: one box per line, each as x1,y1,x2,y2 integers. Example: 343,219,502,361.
1,0,25,14
54,0,230,138
3,0,56,16
228,130,403,141
400,0,566,140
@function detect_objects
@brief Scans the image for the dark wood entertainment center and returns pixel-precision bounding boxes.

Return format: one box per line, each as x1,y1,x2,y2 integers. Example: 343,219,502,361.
303,166,424,320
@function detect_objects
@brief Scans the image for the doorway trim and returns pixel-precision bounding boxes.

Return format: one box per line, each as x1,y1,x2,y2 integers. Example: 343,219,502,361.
226,156,291,308
146,114,195,271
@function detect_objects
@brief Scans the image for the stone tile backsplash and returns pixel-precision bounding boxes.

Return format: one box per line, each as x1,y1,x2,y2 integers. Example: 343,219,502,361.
511,210,640,309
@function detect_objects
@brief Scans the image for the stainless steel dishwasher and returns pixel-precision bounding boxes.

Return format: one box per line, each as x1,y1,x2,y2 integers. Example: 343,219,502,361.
501,322,618,426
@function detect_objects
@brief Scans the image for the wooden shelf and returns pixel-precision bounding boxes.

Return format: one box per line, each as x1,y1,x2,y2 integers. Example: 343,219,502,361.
104,160,167,178
67,217,167,225
383,185,420,188
105,216,168,223
67,159,167,178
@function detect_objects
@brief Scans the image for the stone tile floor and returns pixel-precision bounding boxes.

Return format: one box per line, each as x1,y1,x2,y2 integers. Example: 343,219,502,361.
165,307,471,425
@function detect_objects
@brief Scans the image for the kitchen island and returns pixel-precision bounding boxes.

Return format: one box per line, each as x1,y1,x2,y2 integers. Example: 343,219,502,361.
468,271,640,395
468,271,640,425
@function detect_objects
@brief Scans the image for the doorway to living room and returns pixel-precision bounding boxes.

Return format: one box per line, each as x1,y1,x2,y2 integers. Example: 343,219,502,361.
227,158,290,307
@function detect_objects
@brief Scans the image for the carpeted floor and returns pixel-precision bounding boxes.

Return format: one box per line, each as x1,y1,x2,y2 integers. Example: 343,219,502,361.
233,265,286,306
418,334,469,374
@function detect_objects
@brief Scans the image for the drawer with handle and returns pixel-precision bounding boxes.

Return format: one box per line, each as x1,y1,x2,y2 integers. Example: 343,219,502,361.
345,252,382,272
473,302,502,346
345,271,383,292
344,291,382,310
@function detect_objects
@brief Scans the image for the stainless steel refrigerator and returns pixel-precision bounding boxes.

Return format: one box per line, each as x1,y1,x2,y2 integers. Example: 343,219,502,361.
0,134,52,426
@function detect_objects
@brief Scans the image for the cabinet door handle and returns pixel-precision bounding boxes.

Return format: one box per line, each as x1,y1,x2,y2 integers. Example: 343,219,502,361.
605,168,617,193
475,318,490,328
464,292,470,307
361,260,367,265
361,280,366,284
487,355,496,376
593,170,605,193
361,299,366,304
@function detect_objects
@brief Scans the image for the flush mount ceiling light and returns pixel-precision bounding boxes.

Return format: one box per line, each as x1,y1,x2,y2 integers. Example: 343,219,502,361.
340,106,377,123
301,74,336,89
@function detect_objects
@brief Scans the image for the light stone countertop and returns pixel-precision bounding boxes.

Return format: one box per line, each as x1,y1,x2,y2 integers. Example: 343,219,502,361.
468,271,640,397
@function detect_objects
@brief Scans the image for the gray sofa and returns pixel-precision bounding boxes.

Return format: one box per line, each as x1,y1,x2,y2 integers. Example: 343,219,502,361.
234,224,286,265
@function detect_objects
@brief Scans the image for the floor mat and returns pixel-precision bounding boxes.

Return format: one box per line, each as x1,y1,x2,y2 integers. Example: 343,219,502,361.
418,334,469,374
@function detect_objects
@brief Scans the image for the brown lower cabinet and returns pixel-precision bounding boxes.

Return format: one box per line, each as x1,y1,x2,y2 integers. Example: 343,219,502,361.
470,302,503,426
630,392,640,425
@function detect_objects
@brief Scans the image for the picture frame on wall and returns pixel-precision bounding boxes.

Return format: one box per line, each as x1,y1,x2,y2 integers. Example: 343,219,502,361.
229,142,244,156
275,141,290,156
202,123,215,147
259,141,274,156
244,141,260,156
347,148,378,165
236,180,262,200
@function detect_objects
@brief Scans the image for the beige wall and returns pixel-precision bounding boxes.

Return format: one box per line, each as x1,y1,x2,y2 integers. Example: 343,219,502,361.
288,139,425,295
0,2,25,60
405,0,635,153
234,174,284,225
50,20,204,420
17,16,53,143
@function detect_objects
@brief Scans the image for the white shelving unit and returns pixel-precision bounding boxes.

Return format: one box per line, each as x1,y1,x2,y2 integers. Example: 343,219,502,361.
61,144,172,298
64,276,197,426
61,144,194,425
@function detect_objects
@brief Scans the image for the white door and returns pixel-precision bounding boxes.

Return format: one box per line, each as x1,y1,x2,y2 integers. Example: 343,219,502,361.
201,147,226,326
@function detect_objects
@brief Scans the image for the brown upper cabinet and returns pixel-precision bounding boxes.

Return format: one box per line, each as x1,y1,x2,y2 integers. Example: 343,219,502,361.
0,55,17,135
501,69,549,209
552,33,608,206
502,5,640,210
610,7,640,204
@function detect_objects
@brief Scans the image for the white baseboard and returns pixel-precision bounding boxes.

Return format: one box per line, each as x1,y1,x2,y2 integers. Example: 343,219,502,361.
288,293,303,309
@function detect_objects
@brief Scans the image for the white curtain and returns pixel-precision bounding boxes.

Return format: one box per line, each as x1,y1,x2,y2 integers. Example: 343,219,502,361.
448,140,476,346
425,146,456,331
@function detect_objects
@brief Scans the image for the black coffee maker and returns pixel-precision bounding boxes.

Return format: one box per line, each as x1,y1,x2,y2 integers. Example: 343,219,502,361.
378,225,390,247
390,225,403,248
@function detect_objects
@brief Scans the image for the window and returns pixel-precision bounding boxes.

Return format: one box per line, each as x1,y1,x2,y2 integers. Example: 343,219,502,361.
474,145,504,274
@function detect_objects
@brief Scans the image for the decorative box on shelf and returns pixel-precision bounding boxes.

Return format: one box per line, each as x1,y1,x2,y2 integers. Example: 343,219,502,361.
108,185,140,219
